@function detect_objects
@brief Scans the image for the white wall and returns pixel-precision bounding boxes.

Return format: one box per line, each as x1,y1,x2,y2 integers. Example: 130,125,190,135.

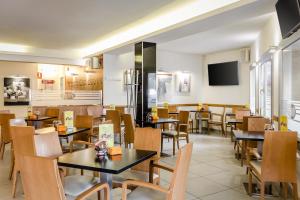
202,49,250,105
251,13,282,116
103,50,203,106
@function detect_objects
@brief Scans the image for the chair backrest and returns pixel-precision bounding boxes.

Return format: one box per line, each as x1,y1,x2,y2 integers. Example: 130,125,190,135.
262,131,297,183
20,156,65,200
34,132,63,158
115,106,125,115
247,117,268,133
157,108,168,118
10,118,27,126
168,143,193,200
45,108,60,118
132,128,161,172
106,110,121,134
178,111,189,132
235,109,250,120
123,114,135,147
11,126,36,170
74,115,93,141
0,113,15,143
87,105,103,117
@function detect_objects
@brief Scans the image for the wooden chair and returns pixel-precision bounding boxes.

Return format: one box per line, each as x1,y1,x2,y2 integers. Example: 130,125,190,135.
43,107,60,127
75,115,94,142
10,126,35,197
8,118,27,180
113,127,161,186
248,131,298,200
20,155,110,200
121,143,193,200
123,114,135,148
237,117,267,166
87,105,103,136
0,113,15,160
106,110,122,144
34,132,63,158
12,126,107,199
162,111,189,155
227,109,250,136
115,106,125,115
157,108,169,130
207,108,225,136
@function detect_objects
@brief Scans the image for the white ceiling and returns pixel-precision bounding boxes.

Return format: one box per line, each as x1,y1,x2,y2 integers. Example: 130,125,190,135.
108,0,277,55
0,0,174,49
157,13,272,54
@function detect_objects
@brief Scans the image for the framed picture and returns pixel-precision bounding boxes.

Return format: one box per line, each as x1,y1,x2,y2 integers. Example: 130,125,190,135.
176,72,191,93
157,73,172,103
4,77,30,106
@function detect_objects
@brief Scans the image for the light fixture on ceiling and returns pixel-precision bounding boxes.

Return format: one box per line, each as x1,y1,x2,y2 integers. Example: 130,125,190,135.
81,0,241,57
0,43,29,53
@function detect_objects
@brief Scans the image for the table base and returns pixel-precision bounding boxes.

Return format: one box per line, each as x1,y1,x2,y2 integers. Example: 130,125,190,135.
100,173,113,200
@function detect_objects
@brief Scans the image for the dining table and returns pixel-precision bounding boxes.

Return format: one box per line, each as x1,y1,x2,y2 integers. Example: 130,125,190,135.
145,118,179,129
189,110,211,134
25,116,56,128
58,147,157,200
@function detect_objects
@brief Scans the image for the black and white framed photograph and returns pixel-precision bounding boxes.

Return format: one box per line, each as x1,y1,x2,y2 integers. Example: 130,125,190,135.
4,77,30,106
176,72,191,93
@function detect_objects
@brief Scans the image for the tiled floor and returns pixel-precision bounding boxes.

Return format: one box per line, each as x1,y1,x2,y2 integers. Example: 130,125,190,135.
0,131,298,199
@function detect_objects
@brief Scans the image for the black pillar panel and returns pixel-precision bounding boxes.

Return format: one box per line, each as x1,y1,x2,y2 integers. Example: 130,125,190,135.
135,42,156,127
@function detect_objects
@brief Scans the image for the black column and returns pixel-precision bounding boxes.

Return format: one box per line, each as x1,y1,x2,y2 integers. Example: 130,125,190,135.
135,42,156,127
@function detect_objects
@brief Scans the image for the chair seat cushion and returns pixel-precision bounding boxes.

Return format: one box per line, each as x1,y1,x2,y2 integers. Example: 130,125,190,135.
249,160,261,175
113,170,159,183
127,187,166,200
162,131,187,136
64,175,100,198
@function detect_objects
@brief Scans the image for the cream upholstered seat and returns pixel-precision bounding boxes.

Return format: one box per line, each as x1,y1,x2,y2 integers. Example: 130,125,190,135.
126,187,166,200
122,143,193,200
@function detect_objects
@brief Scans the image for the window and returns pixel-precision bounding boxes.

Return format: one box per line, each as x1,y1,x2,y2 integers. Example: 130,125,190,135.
281,38,300,134
258,60,272,119
250,66,256,114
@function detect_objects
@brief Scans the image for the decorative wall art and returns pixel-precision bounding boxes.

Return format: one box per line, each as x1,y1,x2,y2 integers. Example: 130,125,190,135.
157,73,172,102
65,66,103,91
4,77,30,106
176,72,191,93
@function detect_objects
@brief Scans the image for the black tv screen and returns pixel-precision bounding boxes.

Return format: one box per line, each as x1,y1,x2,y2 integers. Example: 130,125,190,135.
276,0,300,39
208,61,239,86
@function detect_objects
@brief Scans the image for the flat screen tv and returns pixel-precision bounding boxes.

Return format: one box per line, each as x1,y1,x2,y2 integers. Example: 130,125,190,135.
208,61,239,86
276,0,300,39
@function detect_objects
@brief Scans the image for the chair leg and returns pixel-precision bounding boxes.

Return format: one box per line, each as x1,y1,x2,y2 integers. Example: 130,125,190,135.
161,135,163,152
293,183,298,200
9,152,14,180
177,137,180,150
186,135,189,143
0,142,5,160
248,171,252,196
172,137,175,155
12,169,18,198
221,125,225,137
260,182,265,200
283,183,288,199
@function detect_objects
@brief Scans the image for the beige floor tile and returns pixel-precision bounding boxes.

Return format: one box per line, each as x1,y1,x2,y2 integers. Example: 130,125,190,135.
187,176,229,198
